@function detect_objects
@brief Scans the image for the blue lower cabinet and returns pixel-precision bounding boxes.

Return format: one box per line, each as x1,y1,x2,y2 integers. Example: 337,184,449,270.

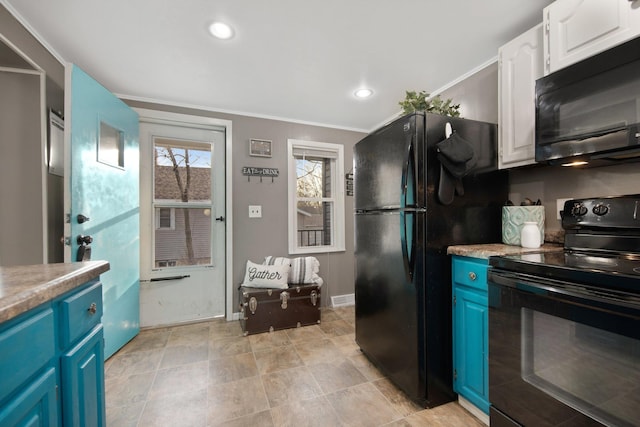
0,280,105,427
452,256,490,414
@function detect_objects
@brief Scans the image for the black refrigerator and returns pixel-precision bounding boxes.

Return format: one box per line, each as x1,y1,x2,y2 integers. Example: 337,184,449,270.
354,112,507,407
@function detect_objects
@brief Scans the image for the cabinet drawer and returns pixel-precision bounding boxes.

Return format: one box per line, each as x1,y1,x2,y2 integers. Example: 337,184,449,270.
0,308,55,403
452,257,488,292
60,282,103,348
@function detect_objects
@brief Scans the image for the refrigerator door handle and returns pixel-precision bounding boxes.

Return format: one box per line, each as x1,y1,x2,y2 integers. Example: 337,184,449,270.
400,134,416,209
400,133,417,283
400,210,415,283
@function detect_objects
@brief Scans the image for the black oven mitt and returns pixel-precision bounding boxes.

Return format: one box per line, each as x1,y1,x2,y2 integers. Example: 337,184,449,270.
436,132,477,205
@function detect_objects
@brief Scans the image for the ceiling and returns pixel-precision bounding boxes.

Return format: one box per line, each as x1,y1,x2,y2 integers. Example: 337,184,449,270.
3,0,553,132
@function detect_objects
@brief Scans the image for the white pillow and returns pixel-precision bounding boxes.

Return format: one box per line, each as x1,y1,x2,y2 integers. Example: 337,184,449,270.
241,260,289,289
264,256,323,286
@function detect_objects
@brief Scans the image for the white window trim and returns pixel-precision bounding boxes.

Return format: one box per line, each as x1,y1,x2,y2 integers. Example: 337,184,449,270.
287,139,345,254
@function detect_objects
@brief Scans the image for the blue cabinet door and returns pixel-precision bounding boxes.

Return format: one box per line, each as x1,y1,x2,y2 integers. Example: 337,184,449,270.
0,367,58,426
66,64,140,358
453,286,489,413
61,325,105,427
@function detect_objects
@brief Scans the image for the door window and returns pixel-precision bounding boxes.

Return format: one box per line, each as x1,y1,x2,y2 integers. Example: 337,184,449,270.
153,138,212,268
522,308,640,426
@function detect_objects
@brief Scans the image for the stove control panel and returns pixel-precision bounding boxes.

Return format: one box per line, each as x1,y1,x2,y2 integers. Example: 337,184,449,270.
562,195,640,229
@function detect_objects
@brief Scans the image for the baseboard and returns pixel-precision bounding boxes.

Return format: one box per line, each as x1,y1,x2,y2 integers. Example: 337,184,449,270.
140,314,225,331
458,396,489,426
331,293,355,307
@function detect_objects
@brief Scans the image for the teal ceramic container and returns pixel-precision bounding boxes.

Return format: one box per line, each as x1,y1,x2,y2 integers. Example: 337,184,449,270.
502,206,545,246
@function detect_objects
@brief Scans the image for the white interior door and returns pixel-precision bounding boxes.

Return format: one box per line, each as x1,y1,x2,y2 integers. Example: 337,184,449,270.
138,114,227,327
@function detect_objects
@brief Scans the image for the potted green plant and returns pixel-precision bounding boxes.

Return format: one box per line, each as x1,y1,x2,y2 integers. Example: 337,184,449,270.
398,90,461,117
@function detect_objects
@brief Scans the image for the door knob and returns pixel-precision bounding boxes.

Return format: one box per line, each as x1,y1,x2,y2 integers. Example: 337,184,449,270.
77,214,90,224
215,216,225,222
77,235,93,245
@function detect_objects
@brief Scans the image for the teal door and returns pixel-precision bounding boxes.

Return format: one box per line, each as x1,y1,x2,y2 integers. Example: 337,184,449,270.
65,64,140,358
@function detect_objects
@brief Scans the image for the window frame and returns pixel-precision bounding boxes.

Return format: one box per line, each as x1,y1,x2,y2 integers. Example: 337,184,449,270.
287,139,345,254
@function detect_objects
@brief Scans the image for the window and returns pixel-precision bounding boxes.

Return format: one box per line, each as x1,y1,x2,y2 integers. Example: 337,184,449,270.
153,138,213,268
98,121,124,168
288,139,345,254
155,207,175,230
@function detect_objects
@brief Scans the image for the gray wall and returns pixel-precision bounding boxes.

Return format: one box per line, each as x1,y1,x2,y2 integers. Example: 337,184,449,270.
1,4,65,265
438,61,640,236
438,62,499,124
127,99,366,308
0,71,43,266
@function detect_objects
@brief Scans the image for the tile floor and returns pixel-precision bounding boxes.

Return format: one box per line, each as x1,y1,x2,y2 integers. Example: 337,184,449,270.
104,306,484,426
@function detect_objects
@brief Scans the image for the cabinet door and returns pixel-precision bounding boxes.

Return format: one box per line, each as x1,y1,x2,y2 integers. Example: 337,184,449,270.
61,326,105,427
453,286,489,414
0,367,58,427
498,24,543,169
544,0,640,74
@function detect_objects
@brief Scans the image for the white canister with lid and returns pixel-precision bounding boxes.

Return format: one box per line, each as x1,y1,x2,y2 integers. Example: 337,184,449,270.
520,222,541,248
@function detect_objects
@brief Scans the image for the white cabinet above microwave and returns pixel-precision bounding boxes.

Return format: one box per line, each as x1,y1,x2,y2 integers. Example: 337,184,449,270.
544,0,640,75
498,24,544,169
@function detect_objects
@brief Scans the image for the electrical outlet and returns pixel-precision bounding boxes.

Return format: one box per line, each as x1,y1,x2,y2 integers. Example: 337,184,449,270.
249,205,262,218
556,198,571,220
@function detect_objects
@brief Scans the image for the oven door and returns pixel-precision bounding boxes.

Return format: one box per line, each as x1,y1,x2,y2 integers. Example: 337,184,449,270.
488,268,640,427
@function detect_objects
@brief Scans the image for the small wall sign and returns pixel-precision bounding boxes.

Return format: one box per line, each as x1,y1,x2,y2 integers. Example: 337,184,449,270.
249,138,272,157
242,166,279,182
346,172,354,196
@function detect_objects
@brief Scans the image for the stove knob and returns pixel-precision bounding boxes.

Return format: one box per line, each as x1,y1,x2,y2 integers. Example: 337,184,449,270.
593,204,609,216
571,203,588,216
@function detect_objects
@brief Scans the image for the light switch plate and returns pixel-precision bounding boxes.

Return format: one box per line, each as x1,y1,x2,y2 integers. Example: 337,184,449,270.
249,205,262,218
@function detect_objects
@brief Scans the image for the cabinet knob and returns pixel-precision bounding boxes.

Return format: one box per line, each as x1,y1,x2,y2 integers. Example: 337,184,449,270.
468,272,477,281
88,302,97,315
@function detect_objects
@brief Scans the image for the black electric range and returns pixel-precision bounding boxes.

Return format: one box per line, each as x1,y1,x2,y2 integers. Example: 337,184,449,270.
487,195,640,427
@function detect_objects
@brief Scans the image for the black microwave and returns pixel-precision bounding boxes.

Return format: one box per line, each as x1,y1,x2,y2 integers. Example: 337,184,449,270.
535,36,640,166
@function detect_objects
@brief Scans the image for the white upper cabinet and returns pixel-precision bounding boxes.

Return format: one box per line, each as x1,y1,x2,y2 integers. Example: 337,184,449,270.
544,0,640,75
498,24,544,169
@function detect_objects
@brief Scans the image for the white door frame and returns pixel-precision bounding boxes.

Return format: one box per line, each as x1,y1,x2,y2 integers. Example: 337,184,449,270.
134,108,234,321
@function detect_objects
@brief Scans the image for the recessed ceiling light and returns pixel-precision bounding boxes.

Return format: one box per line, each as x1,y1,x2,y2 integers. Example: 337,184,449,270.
209,21,234,40
354,88,373,98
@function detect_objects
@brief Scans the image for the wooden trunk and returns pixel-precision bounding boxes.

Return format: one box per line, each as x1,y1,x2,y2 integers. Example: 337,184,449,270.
239,284,321,335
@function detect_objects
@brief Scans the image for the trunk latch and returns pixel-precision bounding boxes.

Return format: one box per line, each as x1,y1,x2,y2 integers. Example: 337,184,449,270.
280,291,290,309
248,297,258,314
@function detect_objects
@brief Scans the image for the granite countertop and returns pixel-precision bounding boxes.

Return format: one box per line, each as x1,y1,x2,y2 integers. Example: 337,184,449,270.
447,243,563,259
0,261,110,324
